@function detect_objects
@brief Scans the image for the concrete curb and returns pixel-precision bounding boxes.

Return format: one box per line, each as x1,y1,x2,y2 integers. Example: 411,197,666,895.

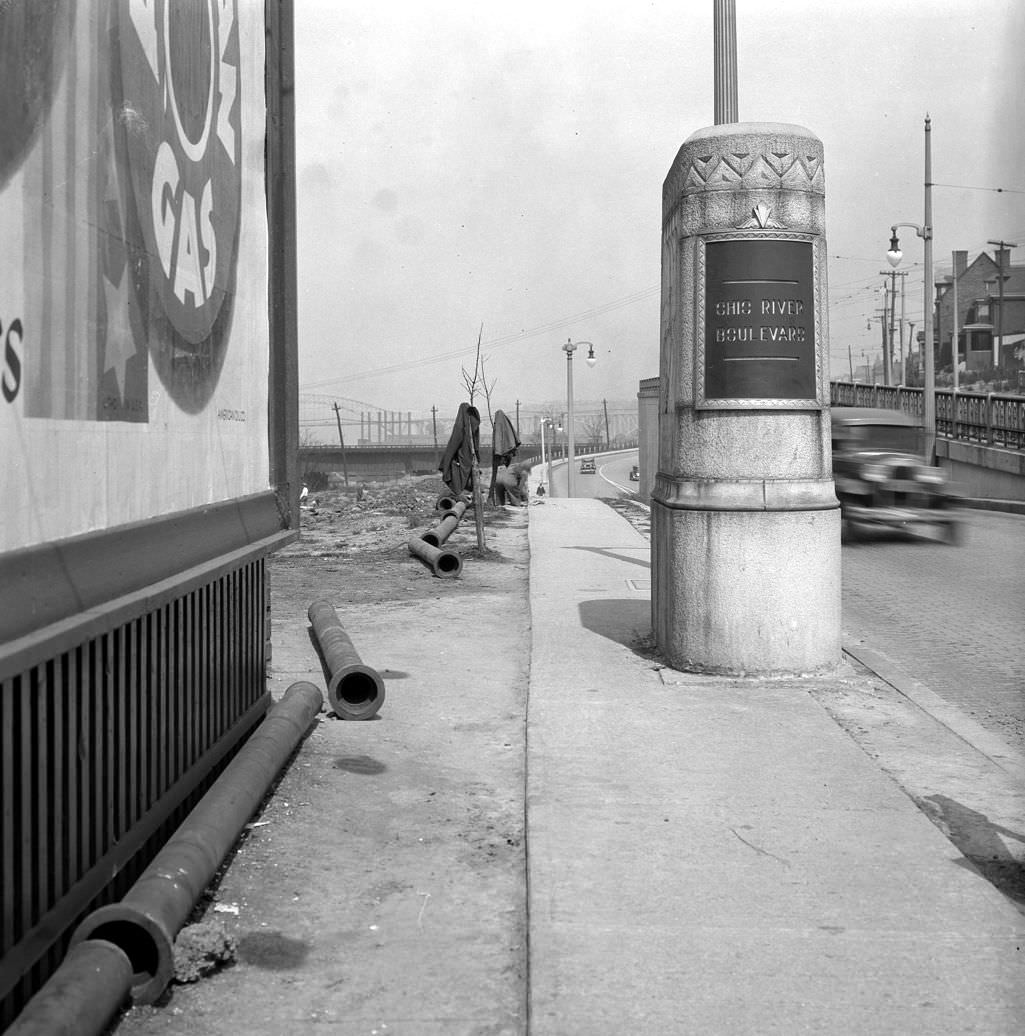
958,497,1025,515
843,635,1025,786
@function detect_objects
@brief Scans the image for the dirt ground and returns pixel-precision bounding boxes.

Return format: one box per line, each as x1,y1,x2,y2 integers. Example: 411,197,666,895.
112,474,535,1035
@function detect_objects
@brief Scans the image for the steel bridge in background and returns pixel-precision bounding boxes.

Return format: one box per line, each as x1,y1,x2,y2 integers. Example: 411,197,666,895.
297,439,639,482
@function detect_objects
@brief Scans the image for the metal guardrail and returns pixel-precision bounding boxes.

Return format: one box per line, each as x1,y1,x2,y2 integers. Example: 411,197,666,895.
830,382,1025,452
301,440,639,452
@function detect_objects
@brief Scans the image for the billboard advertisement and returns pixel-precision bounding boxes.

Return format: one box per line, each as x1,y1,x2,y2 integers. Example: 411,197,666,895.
0,0,272,553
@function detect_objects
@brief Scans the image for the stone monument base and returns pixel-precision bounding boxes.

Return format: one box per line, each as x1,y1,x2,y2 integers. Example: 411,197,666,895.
651,491,840,676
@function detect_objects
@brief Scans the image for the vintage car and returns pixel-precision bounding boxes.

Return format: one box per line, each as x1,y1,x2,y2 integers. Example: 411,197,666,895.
831,406,961,543
579,457,596,474
629,465,640,481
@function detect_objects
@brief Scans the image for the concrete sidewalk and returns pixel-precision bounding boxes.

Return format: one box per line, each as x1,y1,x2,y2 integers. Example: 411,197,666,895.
526,498,1025,1034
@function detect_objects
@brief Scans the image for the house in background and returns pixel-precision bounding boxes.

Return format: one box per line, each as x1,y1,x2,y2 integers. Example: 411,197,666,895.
934,247,1024,375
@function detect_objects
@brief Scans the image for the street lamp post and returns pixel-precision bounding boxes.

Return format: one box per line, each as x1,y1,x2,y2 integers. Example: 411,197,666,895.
561,339,597,497
539,419,548,493
539,419,548,495
539,417,558,496
886,115,935,462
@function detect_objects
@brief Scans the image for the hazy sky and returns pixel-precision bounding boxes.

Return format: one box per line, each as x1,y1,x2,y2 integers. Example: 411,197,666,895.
292,0,1025,432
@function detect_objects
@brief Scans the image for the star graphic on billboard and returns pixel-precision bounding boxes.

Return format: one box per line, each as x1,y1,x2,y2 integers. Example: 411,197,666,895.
102,268,137,399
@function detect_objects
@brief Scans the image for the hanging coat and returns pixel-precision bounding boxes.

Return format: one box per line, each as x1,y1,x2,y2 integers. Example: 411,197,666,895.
488,409,522,501
438,403,481,497
491,410,520,464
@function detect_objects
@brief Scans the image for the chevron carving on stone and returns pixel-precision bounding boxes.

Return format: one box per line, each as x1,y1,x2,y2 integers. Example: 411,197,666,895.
681,144,823,192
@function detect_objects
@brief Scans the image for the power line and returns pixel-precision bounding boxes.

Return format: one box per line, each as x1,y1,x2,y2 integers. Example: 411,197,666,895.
931,182,1025,195
299,232,1023,395
299,283,660,391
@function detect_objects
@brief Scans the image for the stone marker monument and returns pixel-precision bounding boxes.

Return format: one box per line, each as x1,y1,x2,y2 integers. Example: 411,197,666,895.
650,120,841,675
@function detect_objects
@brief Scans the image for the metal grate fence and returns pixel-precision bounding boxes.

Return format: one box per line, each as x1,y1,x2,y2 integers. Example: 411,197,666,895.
0,557,269,1028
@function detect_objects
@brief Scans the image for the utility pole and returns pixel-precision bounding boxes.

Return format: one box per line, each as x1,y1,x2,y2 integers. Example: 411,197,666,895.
951,251,960,396
332,402,350,485
431,405,439,468
602,398,611,449
896,270,908,380
923,116,935,462
515,399,521,437
878,270,903,385
987,239,1017,366
874,275,891,385
874,307,887,382
878,271,908,381
848,343,854,382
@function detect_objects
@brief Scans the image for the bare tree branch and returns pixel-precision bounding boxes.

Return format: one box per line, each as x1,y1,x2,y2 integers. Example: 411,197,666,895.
480,371,497,428
460,323,485,405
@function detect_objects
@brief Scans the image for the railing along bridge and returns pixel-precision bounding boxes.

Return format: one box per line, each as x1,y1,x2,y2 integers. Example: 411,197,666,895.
830,382,1025,453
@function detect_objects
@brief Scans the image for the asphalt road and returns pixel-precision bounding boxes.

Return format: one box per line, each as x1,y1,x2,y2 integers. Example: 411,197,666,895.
841,508,1025,753
547,450,637,499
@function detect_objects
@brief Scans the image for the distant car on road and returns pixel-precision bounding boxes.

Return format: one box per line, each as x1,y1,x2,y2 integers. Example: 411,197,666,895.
831,406,961,543
579,458,596,474
629,465,639,481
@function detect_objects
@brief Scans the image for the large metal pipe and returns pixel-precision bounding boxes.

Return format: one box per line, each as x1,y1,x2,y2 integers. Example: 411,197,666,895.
6,940,133,1036
69,681,323,1005
421,508,462,547
408,536,463,578
435,492,468,513
307,600,386,720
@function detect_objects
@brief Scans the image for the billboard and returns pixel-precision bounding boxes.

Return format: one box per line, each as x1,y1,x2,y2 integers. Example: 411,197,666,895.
0,0,273,553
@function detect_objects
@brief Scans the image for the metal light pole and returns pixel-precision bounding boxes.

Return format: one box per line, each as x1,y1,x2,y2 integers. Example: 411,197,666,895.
539,417,556,495
887,115,935,461
713,0,738,124
539,418,547,493
561,339,597,498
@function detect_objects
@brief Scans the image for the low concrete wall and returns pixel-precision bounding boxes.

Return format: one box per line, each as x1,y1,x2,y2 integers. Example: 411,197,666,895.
937,439,1025,501
637,378,659,503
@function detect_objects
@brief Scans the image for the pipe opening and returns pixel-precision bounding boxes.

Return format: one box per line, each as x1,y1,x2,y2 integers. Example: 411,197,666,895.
338,671,379,705
437,553,461,574
87,921,162,985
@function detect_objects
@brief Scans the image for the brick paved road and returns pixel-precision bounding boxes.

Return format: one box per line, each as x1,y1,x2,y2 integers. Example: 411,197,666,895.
841,510,1025,752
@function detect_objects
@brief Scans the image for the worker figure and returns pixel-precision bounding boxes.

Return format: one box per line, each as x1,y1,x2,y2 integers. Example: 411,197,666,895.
495,464,525,505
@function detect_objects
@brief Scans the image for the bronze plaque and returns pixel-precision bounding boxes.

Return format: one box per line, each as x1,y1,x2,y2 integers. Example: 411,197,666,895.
701,237,817,405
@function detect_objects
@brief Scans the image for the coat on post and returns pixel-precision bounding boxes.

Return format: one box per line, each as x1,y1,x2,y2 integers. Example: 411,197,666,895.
438,403,481,498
